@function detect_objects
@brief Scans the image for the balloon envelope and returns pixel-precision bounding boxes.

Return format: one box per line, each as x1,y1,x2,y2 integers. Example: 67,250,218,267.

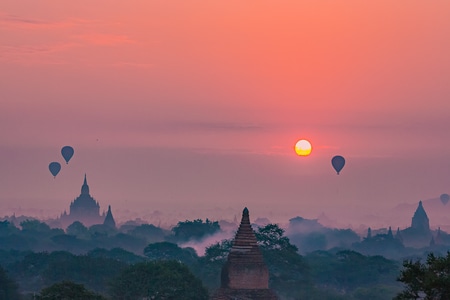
49,162,61,178
331,155,345,175
61,146,74,164
440,194,449,205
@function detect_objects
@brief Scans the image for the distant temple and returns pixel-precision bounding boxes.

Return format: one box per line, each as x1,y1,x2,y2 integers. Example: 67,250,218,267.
211,207,278,300
400,200,432,248
103,205,116,228
411,200,430,232
59,175,115,228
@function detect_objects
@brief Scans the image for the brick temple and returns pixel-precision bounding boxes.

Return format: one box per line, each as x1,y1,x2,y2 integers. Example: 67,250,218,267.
211,207,278,300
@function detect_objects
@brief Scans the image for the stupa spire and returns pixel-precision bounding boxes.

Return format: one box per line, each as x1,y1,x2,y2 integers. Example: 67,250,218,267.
226,207,263,264
81,173,90,195
103,205,116,228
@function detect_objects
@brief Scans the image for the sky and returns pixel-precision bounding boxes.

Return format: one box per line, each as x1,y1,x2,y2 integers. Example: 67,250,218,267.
1,1,450,229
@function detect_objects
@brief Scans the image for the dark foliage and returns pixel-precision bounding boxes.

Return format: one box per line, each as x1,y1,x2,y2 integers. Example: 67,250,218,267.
0,265,21,300
256,224,312,299
395,252,450,299
305,250,401,298
109,260,208,300
198,239,233,290
171,219,220,242
35,281,106,300
144,241,198,267
126,223,165,243
0,220,19,236
66,221,89,239
8,251,127,294
87,247,145,264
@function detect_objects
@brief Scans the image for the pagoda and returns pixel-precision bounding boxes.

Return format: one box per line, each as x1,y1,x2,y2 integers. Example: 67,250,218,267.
411,201,430,233
211,207,278,299
59,174,114,228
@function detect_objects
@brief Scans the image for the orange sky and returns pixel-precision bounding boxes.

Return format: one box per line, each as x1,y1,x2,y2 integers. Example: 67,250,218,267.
1,1,450,227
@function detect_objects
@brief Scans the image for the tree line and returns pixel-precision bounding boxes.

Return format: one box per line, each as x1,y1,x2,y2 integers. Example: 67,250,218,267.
1,218,450,299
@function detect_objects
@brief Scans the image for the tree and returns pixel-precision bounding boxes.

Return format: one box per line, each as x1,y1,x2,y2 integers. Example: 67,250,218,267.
395,252,450,300
108,233,147,253
88,224,117,237
0,265,21,300
127,223,165,243
109,260,208,300
50,234,87,253
255,223,298,252
0,220,19,237
66,221,89,239
88,247,145,264
255,224,311,299
171,219,220,242
198,239,233,290
203,239,232,263
19,220,64,251
20,220,63,237
144,242,198,267
41,252,127,295
20,220,51,233
9,251,128,295
35,281,106,300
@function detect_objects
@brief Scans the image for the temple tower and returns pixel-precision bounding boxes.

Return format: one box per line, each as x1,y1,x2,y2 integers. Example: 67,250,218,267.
411,201,430,232
103,205,116,228
81,174,90,195
59,174,113,228
212,207,278,299
69,174,101,222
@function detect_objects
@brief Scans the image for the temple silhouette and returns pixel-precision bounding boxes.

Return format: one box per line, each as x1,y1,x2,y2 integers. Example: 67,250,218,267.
400,200,432,248
211,207,278,299
58,175,115,228
360,200,438,253
411,200,430,232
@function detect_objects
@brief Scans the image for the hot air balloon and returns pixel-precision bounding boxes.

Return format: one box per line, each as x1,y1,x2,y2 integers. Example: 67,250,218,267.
49,162,61,178
61,146,74,164
331,155,345,175
440,194,449,205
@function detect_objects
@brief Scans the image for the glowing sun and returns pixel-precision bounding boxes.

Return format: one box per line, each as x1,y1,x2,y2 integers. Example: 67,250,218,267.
294,139,312,156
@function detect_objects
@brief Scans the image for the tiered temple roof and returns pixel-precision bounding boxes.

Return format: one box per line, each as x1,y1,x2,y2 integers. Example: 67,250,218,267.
211,207,278,300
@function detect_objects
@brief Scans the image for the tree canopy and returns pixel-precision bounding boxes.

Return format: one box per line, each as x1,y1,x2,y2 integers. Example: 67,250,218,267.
109,260,208,300
35,281,106,300
8,251,128,295
395,252,450,300
144,241,198,267
171,219,220,242
0,265,21,300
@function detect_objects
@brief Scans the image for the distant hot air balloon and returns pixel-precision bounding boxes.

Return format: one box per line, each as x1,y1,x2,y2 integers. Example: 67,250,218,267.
331,155,345,175
440,194,449,205
61,146,74,164
49,162,61,178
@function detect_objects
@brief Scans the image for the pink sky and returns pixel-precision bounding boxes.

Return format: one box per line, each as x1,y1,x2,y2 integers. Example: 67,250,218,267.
1,1,450,228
